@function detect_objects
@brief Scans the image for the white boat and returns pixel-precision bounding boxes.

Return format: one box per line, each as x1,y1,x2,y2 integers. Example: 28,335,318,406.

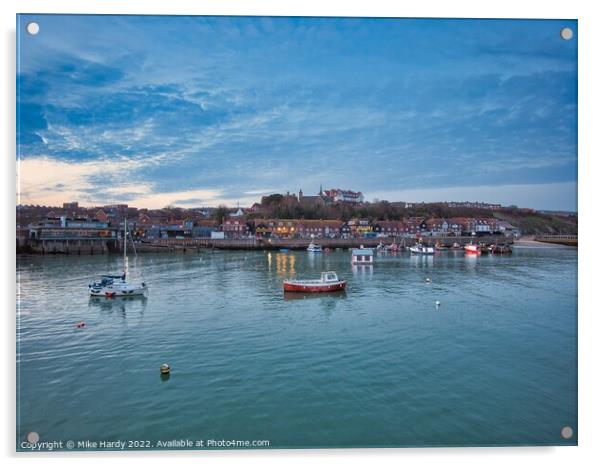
307,242,323,252
409,243,435,255
89,218,148,297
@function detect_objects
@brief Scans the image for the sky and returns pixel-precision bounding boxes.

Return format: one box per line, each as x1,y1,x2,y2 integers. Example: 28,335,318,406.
17,15,578,210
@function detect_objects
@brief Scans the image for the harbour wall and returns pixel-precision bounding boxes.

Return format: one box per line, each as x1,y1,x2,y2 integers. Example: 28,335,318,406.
18,235,516,254
533,235,577,247
139,235,513,252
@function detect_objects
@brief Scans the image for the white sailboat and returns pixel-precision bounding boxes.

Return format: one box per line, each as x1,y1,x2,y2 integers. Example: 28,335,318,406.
89,218,148,297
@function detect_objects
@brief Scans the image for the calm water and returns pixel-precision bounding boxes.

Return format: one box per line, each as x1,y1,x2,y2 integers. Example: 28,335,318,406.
16,247,577,449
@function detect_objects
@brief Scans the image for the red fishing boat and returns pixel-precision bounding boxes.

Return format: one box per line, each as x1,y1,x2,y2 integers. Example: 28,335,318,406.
464,243,481,254
283,271,347,293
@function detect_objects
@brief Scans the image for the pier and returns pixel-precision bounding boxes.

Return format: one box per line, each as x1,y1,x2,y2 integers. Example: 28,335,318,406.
533,235,578,247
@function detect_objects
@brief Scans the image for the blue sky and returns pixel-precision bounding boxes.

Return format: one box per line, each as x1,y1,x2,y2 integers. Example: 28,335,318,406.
17,15,577,210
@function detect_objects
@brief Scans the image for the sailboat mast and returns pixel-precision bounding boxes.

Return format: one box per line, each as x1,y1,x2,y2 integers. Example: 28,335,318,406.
123,218,128,277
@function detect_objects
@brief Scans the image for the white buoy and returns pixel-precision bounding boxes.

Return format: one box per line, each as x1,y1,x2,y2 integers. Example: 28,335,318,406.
435,300,441,307
426,278,432,283
160,363,170,375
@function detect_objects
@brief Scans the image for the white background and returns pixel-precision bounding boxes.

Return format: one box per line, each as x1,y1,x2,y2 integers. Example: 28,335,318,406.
2,1,601,465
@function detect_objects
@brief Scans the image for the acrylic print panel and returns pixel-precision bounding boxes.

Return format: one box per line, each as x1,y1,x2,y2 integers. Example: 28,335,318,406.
16,15,578,451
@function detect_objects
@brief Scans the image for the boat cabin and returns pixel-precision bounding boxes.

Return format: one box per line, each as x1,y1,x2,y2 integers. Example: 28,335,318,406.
321,271,339,282
351,248,374,264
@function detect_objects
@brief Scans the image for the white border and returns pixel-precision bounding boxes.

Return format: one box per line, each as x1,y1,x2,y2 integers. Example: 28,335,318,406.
3,1,601,465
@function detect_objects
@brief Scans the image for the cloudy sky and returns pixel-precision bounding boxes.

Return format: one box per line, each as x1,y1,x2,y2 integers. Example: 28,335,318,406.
17,15,577,210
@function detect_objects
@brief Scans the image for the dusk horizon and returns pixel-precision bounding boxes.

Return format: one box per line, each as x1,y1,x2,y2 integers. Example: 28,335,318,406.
17,15,577,211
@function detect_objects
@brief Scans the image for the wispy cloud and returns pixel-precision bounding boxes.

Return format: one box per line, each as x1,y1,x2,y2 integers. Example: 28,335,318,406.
17,16,577,210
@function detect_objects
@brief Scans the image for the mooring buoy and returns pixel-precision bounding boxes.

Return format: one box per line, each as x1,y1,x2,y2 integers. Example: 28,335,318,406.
435,300,441,307
160,363,170,375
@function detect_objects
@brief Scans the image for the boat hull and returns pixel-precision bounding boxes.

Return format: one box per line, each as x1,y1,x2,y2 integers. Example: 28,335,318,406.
283,281,347,293
409,247,435,255
89,285,147,297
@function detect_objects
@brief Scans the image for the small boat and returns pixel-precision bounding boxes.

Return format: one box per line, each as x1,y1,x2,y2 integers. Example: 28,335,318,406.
89,218,147,297
464,243,481,254
409,243,435,254
279,248,290,252
450,242,462,250
307,242,323,252
283,271,347,292
488,243,513,254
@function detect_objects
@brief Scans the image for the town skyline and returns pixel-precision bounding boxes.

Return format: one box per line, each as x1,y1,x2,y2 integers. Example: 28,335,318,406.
18,16,577,211
15,192,577,215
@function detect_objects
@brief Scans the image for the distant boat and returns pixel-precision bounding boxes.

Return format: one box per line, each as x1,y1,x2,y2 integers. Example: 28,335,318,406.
283,271,347,292
351,248,374,264
464,243,481,254
409,243,435,254
307,242,323,252
488,243,513,254
89,218,147,297
279,248,290,252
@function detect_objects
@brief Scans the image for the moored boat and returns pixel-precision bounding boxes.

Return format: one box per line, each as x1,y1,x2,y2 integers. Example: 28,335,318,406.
307,242,323,252
409,243,435,254
89,218,147,297
89,274,147,297
464,243,481,254
283,271,347,292
488,243,513,254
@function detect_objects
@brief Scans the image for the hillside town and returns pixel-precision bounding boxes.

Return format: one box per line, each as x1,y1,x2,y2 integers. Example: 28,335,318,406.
17,186,577,253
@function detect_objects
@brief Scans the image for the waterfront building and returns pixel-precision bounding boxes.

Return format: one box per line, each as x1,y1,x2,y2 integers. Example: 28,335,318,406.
27,216,117,253
447,217,474,235
403,217,427,236
347,218,372,236
253,219,298,238
339,223,351,238
425,218,449,236
497,220,519,237
222,217,249,238
374,221,405,237
296,220,342,238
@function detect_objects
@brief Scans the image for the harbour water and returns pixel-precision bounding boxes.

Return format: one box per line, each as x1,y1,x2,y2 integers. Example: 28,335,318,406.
16,246,577,449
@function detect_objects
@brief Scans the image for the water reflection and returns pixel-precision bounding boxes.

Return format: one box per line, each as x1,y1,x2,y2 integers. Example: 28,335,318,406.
88,295,148,315
283,290,347,301
352,264,374,278
409,255,434,268
275,253,296,277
